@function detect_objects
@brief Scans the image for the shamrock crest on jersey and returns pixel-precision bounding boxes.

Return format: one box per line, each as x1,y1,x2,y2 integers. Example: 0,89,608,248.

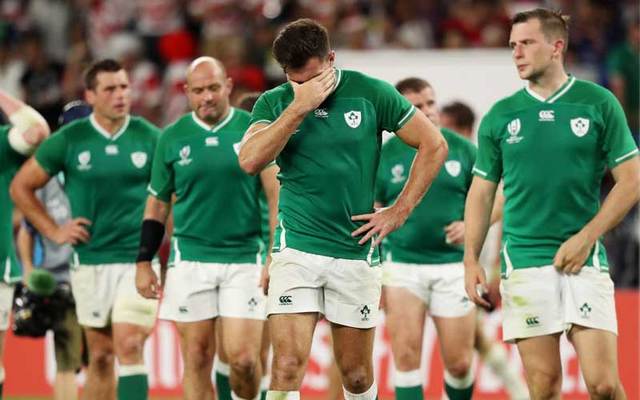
344,110,362,128
178,145,192,166
130,152,147,168
570,118,590,137
445,160,461,177
506,118,523,144
77,151,91,170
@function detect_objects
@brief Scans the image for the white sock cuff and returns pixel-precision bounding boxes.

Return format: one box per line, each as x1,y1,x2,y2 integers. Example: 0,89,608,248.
265,391,300,400
394,369,422,387
0,366,5,383
118,364,147,377
444,368,474,389
215,357,230,375
231,390,261,400
485,343,508,364
261,375,270,390
343,382,378,400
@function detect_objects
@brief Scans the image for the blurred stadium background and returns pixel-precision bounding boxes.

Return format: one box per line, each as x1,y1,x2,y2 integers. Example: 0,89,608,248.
1,0,638,399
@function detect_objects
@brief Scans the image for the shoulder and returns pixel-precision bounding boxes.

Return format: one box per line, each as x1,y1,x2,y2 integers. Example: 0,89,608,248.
572,79,616,104
160,113,193,140
259,83,292,103
442,127,476,150
339,69,395,95
232,107,252,123
130,116,161,137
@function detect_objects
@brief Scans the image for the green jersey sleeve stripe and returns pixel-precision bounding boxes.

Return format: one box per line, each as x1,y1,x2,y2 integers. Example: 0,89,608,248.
396,106,416,130
472,166,488,176
147,184,159,196
614,148,639,164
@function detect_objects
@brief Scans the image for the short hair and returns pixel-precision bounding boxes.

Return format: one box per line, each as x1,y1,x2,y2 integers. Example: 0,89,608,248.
84,59,123,90
512,8,570,52
395,77,431,94
441,101,476,131
272,19,330,71
236,92,261,112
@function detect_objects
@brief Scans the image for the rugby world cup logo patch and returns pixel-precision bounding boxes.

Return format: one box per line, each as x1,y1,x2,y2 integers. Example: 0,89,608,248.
570,118,590,137
178,145,192,166
344,110,362,128
77,151,91,170
445,160,461,177
506,118,523,144
130,152,147,168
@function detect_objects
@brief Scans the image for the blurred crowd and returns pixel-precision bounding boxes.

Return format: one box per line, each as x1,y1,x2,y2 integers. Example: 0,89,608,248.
0,0,638,286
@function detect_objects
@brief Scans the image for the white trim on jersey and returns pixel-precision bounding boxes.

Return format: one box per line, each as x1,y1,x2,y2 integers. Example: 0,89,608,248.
90,113,131,141
547,76,576,103
172,237,182,264
472,166,488,176
3,257,9,283
191,108,236,133
249,119,272,129
592,240,601,271
278,218,287,250
614,148,639,164
502,241,514,278
147,184,158,197
396,106,416,129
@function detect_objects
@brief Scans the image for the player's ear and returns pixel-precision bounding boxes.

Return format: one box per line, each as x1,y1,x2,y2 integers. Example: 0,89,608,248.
327,50,336,66
84,89,95,106
226,77,234,93
552,38,565,60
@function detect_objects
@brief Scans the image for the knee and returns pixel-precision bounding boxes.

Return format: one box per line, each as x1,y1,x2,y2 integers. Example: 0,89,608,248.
445,358,472,379
528,371,562,399
586,379,618,399
89,348,115,374
184,341,215,371
230,352,259,378
394,343,422,370
341,366,372,394
117,333,145,359
272,354,305,383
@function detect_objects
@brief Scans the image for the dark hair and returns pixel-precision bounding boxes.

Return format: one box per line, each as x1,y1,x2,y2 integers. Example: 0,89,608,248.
272,19,330,71
84,59,124,90
441,101,476,131
395,77,431,94
512,8,570,52
236,92,261,112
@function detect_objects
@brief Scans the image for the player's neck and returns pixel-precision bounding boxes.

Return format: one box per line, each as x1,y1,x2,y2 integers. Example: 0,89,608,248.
527,66,569,100
93,113,128,135
194,106,231,129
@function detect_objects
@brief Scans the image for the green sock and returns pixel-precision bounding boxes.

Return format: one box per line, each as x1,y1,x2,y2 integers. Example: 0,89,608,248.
117,372,148,400
444,370,474,400
215,359,232,400
395,385,423,400
0,381,3,399
260,390,267,400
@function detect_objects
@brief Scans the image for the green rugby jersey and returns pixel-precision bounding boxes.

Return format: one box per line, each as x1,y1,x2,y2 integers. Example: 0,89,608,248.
149,109,263,265
35,115,160,265
0,125,27,282
258,190,269,265
376,128,476,264
473,76,639,274
250,69,416,263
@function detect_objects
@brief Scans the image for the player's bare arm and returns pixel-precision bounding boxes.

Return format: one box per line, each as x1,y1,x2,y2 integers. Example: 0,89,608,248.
135,195,171,299
239,68,336,174
259,164,280,294
10,159,91,245
462,176,498,308
553,155,640,274
351,110,448,246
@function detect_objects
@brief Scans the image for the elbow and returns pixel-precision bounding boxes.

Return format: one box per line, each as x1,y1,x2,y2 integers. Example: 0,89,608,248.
436,135,449,164
238,153,261,176
9,178,22,205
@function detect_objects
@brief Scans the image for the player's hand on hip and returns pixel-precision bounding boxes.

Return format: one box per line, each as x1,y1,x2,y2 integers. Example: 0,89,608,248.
289,67,336,114
136,262,160,299
444,220,465,245
351,205,408,246
52,218,91,245
553,231,594,274
463,261,492,309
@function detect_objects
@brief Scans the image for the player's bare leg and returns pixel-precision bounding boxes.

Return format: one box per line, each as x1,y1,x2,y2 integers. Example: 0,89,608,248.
176,319,217,400
433,311,476,399
220,317,264,399
259,321,271,399
384,286,427,399
516,333,562,400
113,322,153,400
331,323,376,399
268,313,318,398
82,327,116,400
568,326,626,400
216,320,232,400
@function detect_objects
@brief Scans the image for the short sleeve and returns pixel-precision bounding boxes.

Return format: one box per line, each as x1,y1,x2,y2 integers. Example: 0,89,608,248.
472,113,502,183
601,91,639,168
373,80,416,132
249,94,276,127
147,132,174,202
465,143,478,189
34,132,67,176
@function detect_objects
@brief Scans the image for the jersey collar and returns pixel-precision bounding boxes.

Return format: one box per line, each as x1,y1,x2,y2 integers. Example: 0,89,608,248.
525,75,576,104
191,107,235,133
89,113,131,141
